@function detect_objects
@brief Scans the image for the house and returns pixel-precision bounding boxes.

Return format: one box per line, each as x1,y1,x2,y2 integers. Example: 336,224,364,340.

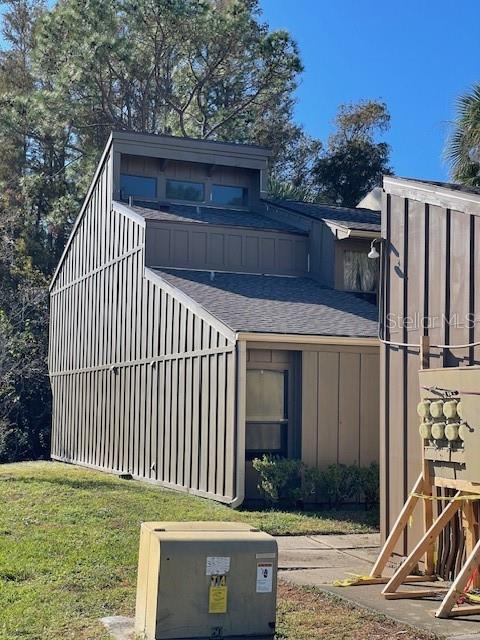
380,176,480,555
48,131,380,506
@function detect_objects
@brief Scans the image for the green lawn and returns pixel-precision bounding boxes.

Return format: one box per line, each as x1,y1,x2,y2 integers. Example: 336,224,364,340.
0,461,382,640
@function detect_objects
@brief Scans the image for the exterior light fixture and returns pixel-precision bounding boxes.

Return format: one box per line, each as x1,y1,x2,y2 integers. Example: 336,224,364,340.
368,238,382,259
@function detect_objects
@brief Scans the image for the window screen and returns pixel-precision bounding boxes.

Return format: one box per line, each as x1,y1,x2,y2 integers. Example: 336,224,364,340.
211,184,247,207
166,179,204,202
120,174,157,199
246,370,286,421
343,250,379,292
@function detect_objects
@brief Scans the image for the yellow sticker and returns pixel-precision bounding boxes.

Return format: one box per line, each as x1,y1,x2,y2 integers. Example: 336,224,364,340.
209,575,228,614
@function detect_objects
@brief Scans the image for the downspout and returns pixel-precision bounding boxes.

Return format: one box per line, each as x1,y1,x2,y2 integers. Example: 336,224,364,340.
230,339,247,508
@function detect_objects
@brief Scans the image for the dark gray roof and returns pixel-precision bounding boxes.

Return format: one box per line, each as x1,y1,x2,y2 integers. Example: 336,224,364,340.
122,201,305,234
397,177,480,197
264,199,381,232
151,268,378,338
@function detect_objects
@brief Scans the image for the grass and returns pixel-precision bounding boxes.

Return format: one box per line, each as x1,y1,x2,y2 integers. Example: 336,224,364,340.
0,461,388,640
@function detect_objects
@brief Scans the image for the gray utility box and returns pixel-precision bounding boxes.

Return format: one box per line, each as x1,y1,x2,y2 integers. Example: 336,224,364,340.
135,522,278,640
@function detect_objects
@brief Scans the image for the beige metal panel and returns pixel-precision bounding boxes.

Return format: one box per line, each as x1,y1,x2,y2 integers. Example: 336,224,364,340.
381,183,480,555
359,353,380,466
338,353,360,464
316,351,340,468
224,352,236,499
176,358,185,486
50,200,240,505
208,354,218,494
191,355,201,490
145,220,308,276
199,355,210,493
301,351,318,468
169,358,178,485
405,199,427,550
297,345,379,477
233,342,247,507
216,353,227,496
163,359,172,482
238,335,378,348
448,211,472,367
474,217,480,365
385,194,407,553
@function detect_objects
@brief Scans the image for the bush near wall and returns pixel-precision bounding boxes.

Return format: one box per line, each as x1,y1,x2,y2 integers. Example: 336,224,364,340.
252,456,379,509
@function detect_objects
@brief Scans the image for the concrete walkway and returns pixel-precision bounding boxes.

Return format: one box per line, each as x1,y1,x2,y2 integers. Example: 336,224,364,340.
276,533,480,639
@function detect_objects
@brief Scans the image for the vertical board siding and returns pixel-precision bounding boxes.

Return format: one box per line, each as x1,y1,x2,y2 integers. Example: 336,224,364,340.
246,345,379,502
382,191,480,554
301,346,380,476
145,221,308,276
49,165,237,503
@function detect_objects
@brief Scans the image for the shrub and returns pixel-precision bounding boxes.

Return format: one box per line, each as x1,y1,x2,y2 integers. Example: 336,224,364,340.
252,455,303,504
301,465,324,501
251,457,380,509
321,463,361,508
358,462,380,509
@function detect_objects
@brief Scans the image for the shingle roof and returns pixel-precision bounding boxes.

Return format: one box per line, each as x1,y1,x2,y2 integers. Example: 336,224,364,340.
122,201,305,234
151,268,378,338
264,199,381,232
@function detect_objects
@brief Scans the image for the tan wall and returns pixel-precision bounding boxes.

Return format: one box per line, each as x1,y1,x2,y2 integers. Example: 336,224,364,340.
50,196,239,504
145,220,308,276
244,348,300,500
121,154,260,206
381,187,480,554
244,344,380,500
302,345,379,471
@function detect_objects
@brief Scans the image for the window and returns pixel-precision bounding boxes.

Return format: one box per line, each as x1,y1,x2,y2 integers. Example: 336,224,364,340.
246,370,286,421
120,174,157,200
166,179,204,202
343,249,379,292
245,369,288,458
211,184,247,207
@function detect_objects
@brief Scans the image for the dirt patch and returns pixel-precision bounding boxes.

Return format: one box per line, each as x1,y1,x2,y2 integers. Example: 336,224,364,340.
276,582,437,639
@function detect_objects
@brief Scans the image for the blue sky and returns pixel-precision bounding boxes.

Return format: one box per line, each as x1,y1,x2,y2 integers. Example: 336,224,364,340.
260,0,480,181
1,1,477,180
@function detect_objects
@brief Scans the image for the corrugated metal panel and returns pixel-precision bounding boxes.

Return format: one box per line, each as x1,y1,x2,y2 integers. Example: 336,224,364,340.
381,182,480,554
49,172,239,503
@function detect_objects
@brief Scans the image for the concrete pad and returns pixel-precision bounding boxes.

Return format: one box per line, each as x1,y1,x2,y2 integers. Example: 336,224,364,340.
100,616,135,640
309,533,381,549
322,583,480,638
337,546,382,565
275,535,330,550
280,566,373,586
279,548,374,571
275,533,480,637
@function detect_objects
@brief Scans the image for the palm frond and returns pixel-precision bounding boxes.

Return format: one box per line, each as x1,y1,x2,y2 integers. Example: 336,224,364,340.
445,82,480,186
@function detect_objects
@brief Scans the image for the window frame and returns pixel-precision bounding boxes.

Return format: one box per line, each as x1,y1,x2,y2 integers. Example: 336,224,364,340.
245,367,290,460
120,173,158,201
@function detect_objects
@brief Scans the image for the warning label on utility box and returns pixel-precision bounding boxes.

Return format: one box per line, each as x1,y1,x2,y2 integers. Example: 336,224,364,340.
209,575,228,614
256,561,273,593
206,556,231,576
